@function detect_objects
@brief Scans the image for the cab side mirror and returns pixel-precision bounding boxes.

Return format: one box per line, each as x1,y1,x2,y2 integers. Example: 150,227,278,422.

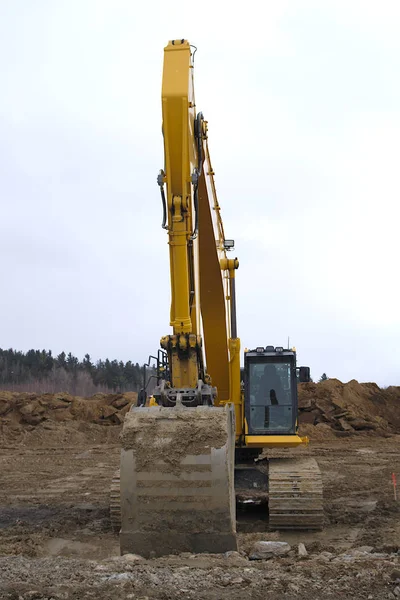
298,366,311,383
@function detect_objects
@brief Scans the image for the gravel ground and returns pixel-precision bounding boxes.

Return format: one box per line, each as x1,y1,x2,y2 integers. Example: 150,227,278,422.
1,420,400,599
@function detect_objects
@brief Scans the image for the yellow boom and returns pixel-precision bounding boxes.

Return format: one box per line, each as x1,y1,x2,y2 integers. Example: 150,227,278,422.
158,39,242,434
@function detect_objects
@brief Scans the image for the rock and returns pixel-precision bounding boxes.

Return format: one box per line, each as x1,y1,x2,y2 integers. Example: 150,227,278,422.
298,543,308,557
0,401,10,416
300,410,319,424
107,573,131,581
122,553,145,563
224,551,242,559
315,400,335,415
112,412,125,424
231,577,244,584
332,398,346,410
249,541,291,560
21,414,45,425
316,551,334,561
19,403,34,416
299,397,313,410
338,418,354,432
394,587,400,597
54,394,73,403
391,570,400,581
351,546,374,554
112,397,130,409
335,554,355,562
100,405,118,419
333,410,350,418
348,417,378,431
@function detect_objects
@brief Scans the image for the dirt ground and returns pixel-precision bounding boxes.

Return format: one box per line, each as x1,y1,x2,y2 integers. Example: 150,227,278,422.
1,395,400,599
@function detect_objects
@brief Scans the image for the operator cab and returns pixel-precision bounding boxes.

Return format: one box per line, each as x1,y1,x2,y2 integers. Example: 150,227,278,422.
244,346,310,436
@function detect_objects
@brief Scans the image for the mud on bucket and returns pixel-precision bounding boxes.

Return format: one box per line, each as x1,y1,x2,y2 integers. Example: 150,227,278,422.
118,403,237,557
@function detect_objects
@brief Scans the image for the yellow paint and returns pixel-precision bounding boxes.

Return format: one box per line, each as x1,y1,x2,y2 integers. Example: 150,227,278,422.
160,40,308,454
161,40,200,388
161,39,242,401
245,435,309,448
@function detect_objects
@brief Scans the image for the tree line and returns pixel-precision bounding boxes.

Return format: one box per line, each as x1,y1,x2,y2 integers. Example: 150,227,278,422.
0,348,146,395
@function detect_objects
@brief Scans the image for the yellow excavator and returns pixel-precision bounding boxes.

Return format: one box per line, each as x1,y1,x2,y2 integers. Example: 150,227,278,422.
110,39,323,557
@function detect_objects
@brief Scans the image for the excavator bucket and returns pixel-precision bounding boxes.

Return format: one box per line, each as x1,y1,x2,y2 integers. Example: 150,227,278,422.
118,403,237,557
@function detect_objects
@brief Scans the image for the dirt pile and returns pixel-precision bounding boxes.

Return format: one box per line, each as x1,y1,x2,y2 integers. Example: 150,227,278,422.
1,380,399,442
0,391,137,430
298,379,400,435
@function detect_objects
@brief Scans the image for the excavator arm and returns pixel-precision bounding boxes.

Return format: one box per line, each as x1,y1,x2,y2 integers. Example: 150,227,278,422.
155,39,242,432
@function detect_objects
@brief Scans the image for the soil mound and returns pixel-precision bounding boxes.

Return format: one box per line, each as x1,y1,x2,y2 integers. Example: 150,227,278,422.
0,391,137,442
298,379,400,436
1,380,399,443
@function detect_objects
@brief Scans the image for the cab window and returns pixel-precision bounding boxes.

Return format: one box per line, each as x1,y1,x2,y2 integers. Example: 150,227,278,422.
248,361,293,433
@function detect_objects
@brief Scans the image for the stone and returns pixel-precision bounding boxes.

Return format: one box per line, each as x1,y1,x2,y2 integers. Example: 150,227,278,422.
349,546,374,556
107,573,131,581
112,412,125,424
100,405,118,418
0,401,10,416
333,410,350,419
300,410,319,424
21,413,45,425
121,553,145,563
19,403,36,416
317,551,334,561
224,551,242,559
298,543,308,557
112,397,130,409
391,570,400,581
393,587,400,597
298,397,313,410
249,541,291,560
338,418,354,432
348,417,378,431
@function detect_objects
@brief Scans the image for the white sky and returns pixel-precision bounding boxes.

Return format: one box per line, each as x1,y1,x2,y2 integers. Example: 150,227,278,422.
0,0,399,385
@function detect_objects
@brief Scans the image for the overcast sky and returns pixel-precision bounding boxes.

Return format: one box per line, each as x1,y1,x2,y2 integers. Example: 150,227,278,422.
1,1,399,386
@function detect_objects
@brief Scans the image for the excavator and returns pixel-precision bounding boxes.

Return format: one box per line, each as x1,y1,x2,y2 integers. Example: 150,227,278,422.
110,39,323,557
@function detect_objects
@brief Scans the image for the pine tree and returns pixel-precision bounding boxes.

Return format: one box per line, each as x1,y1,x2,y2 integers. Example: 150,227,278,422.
83,354,93,373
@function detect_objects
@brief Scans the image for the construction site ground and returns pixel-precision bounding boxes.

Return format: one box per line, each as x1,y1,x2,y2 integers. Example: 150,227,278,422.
1,387,400,599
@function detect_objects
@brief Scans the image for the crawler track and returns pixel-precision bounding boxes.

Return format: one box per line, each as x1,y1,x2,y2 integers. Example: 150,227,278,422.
268,458,323,530
109,469,121,533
